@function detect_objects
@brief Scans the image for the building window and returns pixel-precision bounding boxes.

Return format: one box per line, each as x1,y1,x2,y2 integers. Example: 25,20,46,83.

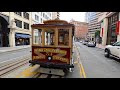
45,15,47,19
58,29,69,46
15,19,22,28
35,14,39,21
43,13,45,17
23,12,29,20
41,18,42,23
14,12,22,16
24,22,29,29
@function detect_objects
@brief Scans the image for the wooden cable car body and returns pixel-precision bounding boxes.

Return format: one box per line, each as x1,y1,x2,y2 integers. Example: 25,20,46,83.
29,19,74,75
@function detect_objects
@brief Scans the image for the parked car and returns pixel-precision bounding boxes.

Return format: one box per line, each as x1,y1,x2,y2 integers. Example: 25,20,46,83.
104,41,120,59
80,41,83,43
87,41,96,47
82,40,88,45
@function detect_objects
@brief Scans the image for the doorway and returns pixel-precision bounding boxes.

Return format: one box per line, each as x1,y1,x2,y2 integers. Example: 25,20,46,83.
0,34,2,47
0,16,9,47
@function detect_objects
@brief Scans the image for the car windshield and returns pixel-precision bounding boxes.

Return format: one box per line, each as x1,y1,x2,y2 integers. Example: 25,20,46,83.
113,41,120,46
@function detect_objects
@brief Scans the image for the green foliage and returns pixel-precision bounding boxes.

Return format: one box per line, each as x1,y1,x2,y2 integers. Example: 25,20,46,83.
95,30,100,37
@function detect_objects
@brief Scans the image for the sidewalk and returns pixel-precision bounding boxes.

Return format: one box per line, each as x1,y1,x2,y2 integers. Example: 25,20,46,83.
0,45,31,53
96,44,105,50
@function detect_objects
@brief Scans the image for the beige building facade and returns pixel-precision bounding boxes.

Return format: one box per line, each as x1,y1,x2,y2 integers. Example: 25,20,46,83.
0,12,32,47
52,12,60,19
98,12,120,46
85,12,104,41
32,12,52,24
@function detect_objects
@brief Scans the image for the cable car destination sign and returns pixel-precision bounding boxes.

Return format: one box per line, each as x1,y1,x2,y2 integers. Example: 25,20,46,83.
32,46,70,64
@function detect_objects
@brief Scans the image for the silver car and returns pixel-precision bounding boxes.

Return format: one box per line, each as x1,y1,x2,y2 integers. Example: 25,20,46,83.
82,40,88,45
87,41,96,47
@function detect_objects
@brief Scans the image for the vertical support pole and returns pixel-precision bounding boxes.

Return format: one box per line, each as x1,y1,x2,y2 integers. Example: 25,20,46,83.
42,29,45,46
55,28,58,46
32,28,34,46
69,27,72,48
117,12,120,41
69,27,72,65
102,18,108,46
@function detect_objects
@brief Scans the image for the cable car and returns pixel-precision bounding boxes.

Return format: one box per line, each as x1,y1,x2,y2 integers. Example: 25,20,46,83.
29,19,75,74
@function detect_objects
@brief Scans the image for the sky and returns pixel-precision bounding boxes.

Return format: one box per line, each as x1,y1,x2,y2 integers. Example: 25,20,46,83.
59,12,86,22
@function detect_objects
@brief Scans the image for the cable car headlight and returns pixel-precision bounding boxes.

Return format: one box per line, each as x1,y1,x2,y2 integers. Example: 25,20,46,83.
47,56,52,61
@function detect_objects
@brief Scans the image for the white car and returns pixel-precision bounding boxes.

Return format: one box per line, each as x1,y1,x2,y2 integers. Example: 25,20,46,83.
104,41,120,59
80,41,83,43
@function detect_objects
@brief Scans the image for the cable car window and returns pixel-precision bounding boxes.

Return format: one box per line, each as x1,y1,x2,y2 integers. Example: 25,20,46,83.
58,29,69,46
44,29,55,46
33,29,42,45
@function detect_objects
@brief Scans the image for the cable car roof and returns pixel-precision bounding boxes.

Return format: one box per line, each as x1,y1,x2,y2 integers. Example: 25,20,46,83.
31,19,74,28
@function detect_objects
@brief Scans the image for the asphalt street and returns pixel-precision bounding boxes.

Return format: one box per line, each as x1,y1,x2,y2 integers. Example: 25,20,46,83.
75,42,120,78
0,48,31,63
2,43,120,78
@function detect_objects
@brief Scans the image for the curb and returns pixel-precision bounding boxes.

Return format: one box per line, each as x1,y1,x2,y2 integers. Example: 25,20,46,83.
96,46,105,50
16,65,40,78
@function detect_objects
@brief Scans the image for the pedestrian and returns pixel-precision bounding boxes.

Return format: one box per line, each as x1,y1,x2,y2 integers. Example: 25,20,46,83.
17,41,20,46
22,40,24,45
94,41,96,46
24,41,26,45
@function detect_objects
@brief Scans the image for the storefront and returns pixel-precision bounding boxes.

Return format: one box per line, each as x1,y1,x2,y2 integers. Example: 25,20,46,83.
15,33,31,46
106,12,119,45
99,12,120,46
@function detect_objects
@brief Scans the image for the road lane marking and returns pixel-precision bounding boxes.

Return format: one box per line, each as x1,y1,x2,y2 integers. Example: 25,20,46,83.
80,66,83,78
79,63,86,78
74,61,78,64
78,63,83,78
16,66,34,78
74,43,87,78
16,65,39,78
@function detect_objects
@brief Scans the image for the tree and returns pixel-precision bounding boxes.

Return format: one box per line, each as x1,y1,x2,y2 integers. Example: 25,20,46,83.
95,30,101,43
95,30,100,38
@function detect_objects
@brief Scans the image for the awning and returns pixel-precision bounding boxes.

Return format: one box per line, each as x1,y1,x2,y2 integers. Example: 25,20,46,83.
15,33,31,38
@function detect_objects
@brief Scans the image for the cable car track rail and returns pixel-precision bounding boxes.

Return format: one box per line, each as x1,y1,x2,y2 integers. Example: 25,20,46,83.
33,73,64,78
0,54,31,78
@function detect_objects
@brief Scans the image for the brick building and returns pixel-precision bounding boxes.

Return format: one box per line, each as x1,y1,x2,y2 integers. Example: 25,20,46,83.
70,19,88,41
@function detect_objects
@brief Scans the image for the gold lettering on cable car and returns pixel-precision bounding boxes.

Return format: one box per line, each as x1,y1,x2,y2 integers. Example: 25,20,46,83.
34,48,67,55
